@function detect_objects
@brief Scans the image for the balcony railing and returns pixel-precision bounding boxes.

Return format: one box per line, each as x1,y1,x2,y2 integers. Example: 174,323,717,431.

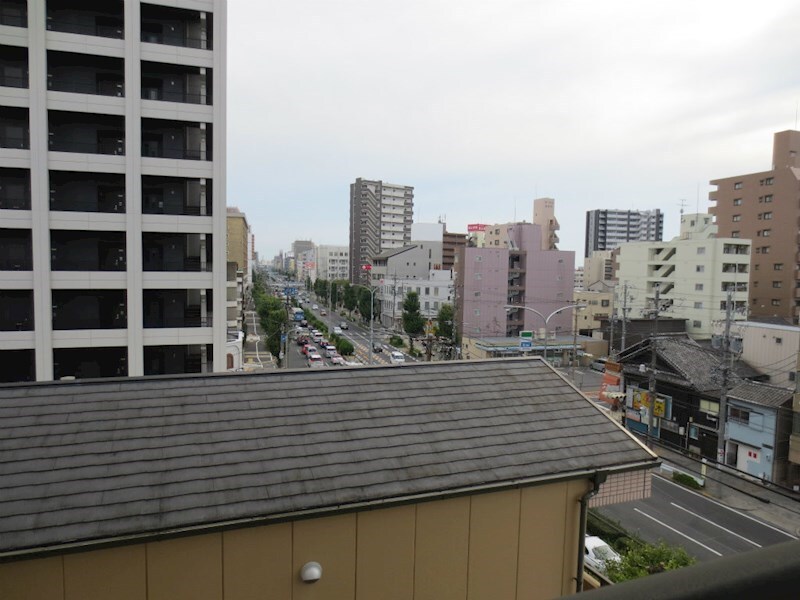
0,256,32,270
0,134,29,150
0,73,27,88
141,31,210,50
46,18,123,39
142,145,207,160
49,138,124,155
141,88,208,105
48,77,123,97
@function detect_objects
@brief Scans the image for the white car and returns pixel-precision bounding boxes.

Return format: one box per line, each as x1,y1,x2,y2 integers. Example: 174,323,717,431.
333,326,343,335
312,304,319,310
389,351,405,364
307,353,324,368
324,345,337,358
330,354,345,365
584,535,621,574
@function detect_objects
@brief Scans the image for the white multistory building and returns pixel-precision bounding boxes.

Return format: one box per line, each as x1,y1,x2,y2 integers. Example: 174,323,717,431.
585,209,663,257
0,0,227,382
616,214,750,340
316,245,348,282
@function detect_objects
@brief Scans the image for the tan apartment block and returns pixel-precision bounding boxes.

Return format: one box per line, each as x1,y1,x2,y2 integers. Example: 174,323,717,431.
709,130,800,323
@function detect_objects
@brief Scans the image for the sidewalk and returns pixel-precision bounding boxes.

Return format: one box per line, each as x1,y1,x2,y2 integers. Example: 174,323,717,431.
243,310,276,371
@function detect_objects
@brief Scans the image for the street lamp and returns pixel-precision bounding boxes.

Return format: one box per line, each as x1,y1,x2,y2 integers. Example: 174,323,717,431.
504,304,586,365
355,283,379,365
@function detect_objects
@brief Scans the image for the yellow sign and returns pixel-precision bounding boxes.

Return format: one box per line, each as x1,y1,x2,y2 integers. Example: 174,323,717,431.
631,390,666,417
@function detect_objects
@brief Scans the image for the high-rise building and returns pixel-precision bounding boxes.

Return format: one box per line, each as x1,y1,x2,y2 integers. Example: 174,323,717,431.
709,130,800,323
615,214,750,340
585,209,663,257
316,245,349,282
0,0,227,382
533,197,559,250
348,178,413,285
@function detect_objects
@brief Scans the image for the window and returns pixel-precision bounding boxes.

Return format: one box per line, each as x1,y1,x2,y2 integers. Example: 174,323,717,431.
765,177,774,185
474,272,482,280
732,215,741,222
473,309,480,316
764,194,773,202
697,247,706,255
695,283,704,291
762,246,770,254
772,299,781,306
733,198,742,206
773,281,782,288
694,302,703,309
734,182,743,190
774,263,784,270
474,291,480,297
475,255,482,262
601,299,610,307
729,407,750,424
731,231,740,238
696,265,705,273
693,320,702,328
763,229,771,237
775,337,783,344
764,212,772,220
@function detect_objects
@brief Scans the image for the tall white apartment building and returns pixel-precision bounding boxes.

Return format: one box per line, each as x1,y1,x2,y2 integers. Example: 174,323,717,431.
616,214,750,340
0,0,227,382
316,245,348,281
348,178,413,285
585,208,663,257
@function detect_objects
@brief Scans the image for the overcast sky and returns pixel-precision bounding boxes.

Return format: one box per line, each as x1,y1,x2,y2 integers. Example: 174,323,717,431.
227,0,800,260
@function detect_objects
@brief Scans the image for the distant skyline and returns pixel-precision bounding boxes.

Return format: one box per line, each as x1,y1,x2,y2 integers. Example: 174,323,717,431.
227,0,800,259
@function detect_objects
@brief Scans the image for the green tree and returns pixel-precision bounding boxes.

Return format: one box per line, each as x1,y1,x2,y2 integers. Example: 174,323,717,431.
358,288,377,323
305,275,312,291
605,542,695,583
435,303,454,340
402,291,425,351
343,284,357,314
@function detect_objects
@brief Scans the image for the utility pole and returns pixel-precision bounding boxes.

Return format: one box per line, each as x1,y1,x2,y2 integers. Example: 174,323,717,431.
571,303,581,380
647,283,660,448
716,289,734,465
620,282,630,354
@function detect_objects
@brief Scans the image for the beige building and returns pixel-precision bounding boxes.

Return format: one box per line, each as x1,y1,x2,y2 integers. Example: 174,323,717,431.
533,197,560,250
226,207,252,288
0,359,657,599
584,250,616,287
574,289,614,333
710,130,800,323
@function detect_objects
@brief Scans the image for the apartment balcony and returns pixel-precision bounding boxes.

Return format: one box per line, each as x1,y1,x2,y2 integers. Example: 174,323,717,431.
142,176,211,216
721,282,748,292
50,171,125,213
46,0,124,39
53,346,127,380
142,233,212,272
0,350,34,383
142,119,211,161
0,45,27,88
47,51,124,97
52,289,126,330
0,0,26,28
141,4,212,50
721,263,748,274
0,290,33,331
143,289,212,328
51,230,126,271
142,62,211,105
0,107,29,149
723,243,750,255
144,344,212,376
0,228,32,270
48,111,124,155
0,168,30,210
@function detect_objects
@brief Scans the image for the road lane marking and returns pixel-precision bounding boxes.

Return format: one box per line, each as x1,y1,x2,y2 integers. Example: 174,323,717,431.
669,502,761,547
654,475,798,540
633,508,723,556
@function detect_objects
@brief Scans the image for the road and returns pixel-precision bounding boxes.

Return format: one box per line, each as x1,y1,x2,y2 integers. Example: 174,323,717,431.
597,474,798,562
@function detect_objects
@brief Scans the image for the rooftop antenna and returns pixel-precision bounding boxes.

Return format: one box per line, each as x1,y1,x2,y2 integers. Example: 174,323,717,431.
678,198,687,215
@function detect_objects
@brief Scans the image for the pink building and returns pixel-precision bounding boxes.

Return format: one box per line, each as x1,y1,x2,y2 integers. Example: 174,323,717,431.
461,223,575,338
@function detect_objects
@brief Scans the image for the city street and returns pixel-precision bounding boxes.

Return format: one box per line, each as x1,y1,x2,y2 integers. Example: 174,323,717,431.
597,473,798,562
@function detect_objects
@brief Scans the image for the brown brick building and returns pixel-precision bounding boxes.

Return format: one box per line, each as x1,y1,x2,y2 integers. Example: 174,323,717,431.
709,130,800,322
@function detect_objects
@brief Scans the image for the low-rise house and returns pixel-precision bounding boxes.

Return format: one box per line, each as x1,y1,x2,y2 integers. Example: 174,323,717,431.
618,336,764,459
725,381,795,485
0,359,657,599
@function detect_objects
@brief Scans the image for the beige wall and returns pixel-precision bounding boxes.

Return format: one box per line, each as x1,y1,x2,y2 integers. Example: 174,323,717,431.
227,213,250,276
0,481,590,600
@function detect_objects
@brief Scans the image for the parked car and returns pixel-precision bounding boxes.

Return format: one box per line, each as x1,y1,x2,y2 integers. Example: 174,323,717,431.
312,304,319,310
389,351,405,364
584,535,621,574
340,321,349,330
590,358,609,372
333,326,343,335
320,309,327,316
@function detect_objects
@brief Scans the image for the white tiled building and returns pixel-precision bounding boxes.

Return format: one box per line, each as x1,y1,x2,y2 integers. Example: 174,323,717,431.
316,244,348,281
0,0,227,381
616,214,750,340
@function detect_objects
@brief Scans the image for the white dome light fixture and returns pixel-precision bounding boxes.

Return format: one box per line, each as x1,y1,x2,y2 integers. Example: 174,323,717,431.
301,561,322,583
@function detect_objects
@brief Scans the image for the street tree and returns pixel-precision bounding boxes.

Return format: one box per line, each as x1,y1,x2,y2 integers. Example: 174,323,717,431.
343,284,357,314
402,291,425,352
435,303,454,339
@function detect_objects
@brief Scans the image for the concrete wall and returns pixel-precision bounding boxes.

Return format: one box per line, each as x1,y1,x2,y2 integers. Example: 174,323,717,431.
0,482,589,600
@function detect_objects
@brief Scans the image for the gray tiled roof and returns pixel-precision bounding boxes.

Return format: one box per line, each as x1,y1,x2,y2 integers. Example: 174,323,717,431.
621,337,760,392
727,380,793,408
0,358,657,556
